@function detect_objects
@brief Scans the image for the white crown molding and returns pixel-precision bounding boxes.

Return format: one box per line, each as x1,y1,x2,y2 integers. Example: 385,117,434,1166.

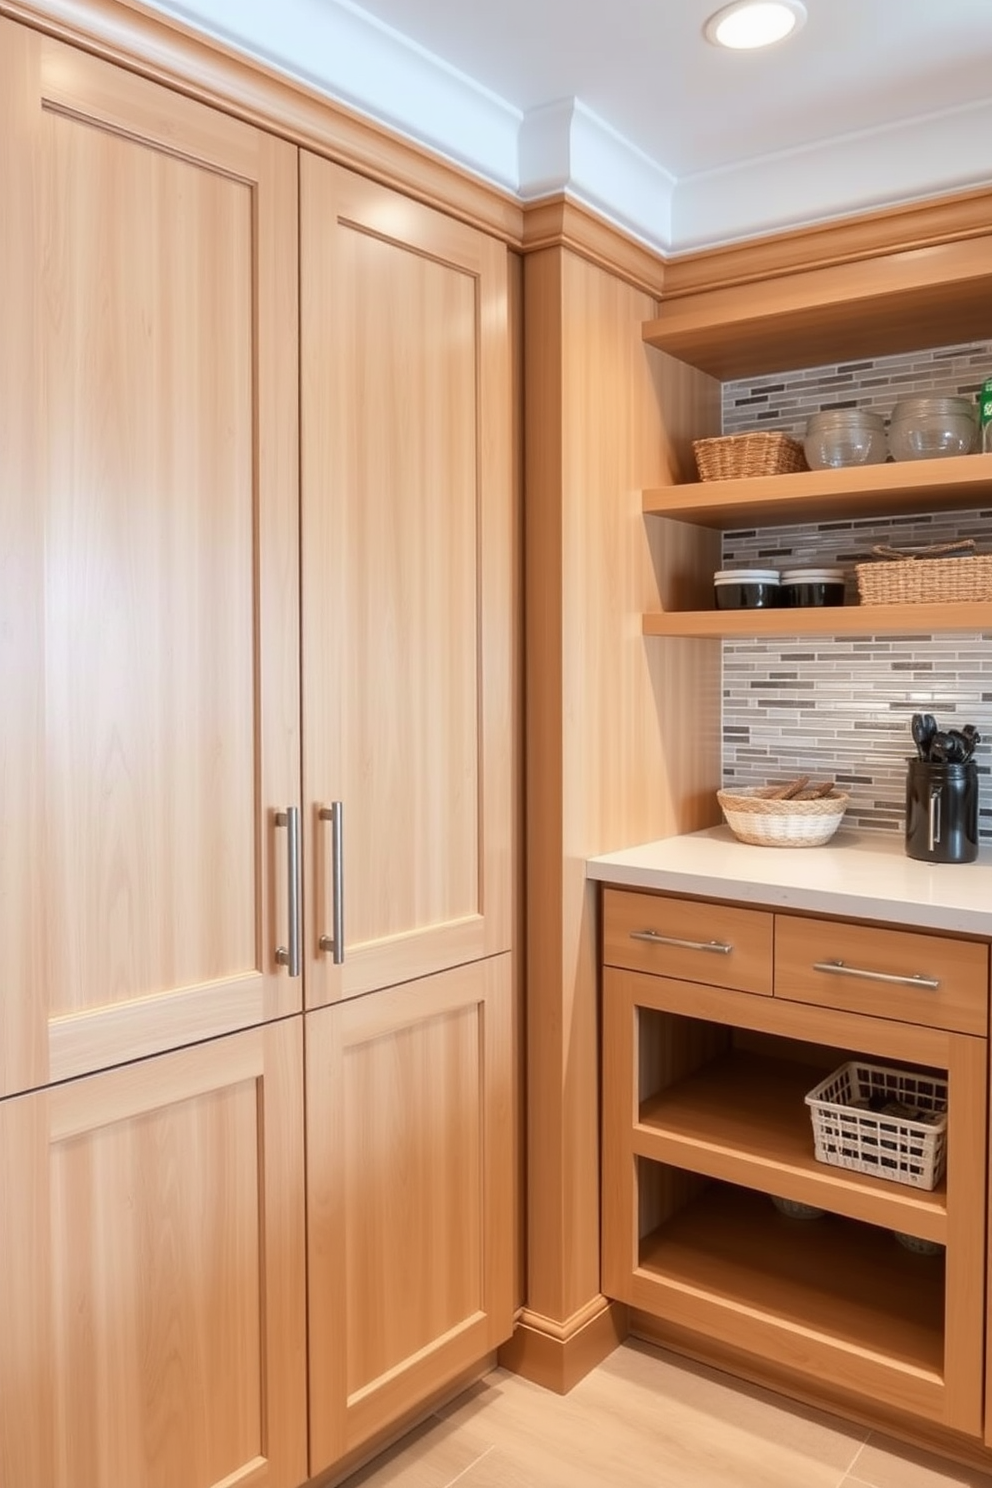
519,98,676,253
137,0,992,257
672,96,992,252
138,0,522,190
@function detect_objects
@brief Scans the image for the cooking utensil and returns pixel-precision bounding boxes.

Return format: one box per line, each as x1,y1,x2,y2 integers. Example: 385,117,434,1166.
911,713,937,761
960,725,981,760
756,776,810,800
911,714,929,760
929,730,968,764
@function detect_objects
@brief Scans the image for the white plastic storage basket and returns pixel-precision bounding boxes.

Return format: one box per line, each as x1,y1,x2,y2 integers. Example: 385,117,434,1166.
804,1061,948,1190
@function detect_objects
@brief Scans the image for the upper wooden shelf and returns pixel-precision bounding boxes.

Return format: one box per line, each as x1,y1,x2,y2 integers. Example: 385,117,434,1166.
642,236,992,380
643,452,992,530
643,602,992,639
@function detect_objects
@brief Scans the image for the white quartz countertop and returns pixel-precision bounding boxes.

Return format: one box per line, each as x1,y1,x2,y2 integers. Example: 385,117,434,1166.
587,828,992,937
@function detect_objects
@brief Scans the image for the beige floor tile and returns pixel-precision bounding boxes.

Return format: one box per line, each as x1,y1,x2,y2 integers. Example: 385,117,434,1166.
428,1342,866,1488
849,1434,992,1488
341,1413,491,1488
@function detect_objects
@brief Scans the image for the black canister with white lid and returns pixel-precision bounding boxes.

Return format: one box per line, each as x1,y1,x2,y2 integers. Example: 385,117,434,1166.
780,567,846,607
713,568,781,609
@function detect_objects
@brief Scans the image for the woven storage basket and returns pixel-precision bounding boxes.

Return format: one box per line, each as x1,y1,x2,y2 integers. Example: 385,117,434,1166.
716,787,849,848
693,432,806,482
805,1061,948,1190
856,539,992,605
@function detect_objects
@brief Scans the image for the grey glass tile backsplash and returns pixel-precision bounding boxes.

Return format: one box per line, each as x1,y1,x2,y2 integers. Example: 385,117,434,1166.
719,340,992,843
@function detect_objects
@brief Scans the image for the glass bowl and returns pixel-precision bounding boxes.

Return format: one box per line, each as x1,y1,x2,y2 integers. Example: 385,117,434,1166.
888,397,977,460
804,409,887,469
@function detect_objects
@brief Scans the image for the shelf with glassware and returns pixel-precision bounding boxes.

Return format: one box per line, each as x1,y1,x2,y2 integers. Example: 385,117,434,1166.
641,452,992,639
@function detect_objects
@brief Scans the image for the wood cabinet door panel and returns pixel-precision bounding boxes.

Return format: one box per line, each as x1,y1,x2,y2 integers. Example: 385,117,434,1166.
305,955,513,1473
300,156,512,1006
0,24,301,1096
0,1018,308,1488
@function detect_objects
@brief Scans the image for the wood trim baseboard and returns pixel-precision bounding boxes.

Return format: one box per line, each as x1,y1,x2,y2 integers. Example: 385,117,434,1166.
630,1312,992,1476
0,0,524,245
497,1299,628,1394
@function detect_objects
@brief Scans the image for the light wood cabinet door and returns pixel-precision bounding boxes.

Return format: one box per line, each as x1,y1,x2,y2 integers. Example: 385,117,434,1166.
0,1017,308,1488
305,955,514,1473
0,22,301,1099
299,156,513,1007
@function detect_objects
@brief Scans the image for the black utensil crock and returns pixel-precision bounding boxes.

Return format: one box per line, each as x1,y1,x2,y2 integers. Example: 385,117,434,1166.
905,759,979,864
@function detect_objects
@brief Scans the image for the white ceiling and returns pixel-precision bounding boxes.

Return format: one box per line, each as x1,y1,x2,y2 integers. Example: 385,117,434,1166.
143,0,992,253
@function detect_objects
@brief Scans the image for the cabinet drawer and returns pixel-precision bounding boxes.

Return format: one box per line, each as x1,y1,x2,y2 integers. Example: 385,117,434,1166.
602,889,773,995
775,916,989,1036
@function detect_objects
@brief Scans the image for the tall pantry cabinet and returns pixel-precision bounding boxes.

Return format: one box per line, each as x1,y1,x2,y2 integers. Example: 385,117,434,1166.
0,18,515,1488
299,157,514,1471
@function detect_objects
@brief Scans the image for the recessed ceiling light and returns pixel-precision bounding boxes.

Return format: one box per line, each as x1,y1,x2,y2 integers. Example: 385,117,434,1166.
704,1,807,50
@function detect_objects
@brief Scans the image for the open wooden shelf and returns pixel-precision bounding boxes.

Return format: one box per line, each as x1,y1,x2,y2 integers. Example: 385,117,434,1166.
637,1182,945,1383
642,453,992,530
640,237,992,380
643,602,992,639
637,1051,947,1243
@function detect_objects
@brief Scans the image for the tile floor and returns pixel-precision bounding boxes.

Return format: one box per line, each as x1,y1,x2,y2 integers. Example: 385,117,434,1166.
343,1341,992,1488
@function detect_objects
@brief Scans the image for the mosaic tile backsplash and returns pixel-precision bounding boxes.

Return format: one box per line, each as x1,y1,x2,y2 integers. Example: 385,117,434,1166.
719,341,992,844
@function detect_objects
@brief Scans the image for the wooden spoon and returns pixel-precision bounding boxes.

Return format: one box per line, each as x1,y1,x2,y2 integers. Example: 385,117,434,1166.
764,775,809,800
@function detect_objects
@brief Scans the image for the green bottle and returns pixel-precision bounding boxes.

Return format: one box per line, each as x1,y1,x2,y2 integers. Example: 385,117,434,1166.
980,377,992,454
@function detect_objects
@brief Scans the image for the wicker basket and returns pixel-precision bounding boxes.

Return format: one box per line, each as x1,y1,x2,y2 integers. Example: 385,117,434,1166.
693,432,806,482
805,1061,948,1190
716,787,849,848
856,540,992,605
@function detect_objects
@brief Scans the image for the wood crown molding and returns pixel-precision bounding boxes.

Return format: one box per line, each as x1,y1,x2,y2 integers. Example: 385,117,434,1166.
0,0,524,245
663,185,992,299
4,2,989,311
521,195,666,300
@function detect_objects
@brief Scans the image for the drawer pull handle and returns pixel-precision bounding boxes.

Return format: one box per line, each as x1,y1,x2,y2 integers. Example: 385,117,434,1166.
812,959,940,991
630,930,732,955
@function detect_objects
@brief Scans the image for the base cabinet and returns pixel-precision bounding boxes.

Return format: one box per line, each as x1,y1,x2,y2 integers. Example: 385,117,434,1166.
306,955,514,1475
602,887,989,1440
0,1018,308,1488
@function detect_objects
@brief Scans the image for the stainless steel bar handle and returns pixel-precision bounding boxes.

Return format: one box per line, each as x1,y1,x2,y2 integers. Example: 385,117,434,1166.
630,930,732,956
275,806,301,977
928,786,942,853
812,959,940,991
318,802,344,964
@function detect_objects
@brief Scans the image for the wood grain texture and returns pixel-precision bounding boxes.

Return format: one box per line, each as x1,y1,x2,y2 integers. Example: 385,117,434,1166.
643,235,992,380
0,1018,308,1488
633,1184,951,1426
0,23,301,1098
299,155,513,1009
643,453,992,531
662,184,992,299
520,195,666,298
523,245,721,1346
637,1049,948,1243
644,603,992,640
602,929,988,1439
0,0,523,245
495,1300,628,1395
775,917,989,1037
603,887,774,995
306,955,514,1475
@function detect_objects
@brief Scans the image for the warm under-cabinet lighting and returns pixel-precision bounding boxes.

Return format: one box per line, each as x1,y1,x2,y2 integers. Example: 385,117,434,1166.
704,0,806,49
